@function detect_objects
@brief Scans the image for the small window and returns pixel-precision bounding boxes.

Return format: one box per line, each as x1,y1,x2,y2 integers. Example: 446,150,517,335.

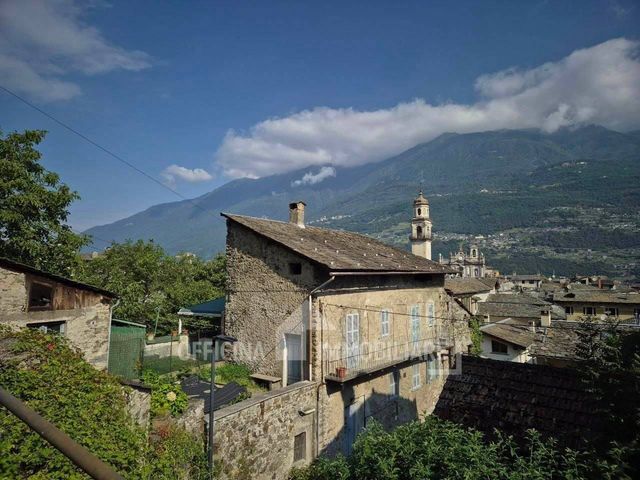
416,226,423,237
410,305,420,342
427,302,435,327
28,282,54,311
380,310,390,337
583,306,596,316
427,354,438,383
417,208,422,216
288,262,302,275
389,371,398,397
293,432,306,462
411,363,421,390
27,321,65,335
604,307,619,317
529,280,535,285
565,306,574,315
491,340,508,355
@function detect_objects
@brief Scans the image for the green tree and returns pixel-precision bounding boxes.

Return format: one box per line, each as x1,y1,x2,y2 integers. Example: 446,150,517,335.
0,130,88,275
575,320,640,479
77,240,226,331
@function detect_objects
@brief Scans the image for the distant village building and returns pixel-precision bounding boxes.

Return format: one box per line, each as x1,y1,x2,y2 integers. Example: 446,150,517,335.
221,197,471,468
0,257,116,369
510,274,545,291
439,244,498,278
550,290,640,323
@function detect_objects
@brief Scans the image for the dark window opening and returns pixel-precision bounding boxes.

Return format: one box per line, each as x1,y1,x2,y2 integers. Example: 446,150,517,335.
565,306,574,314
417,208,421,216
288,262,302,275
27,321,65,335
29,282,54,311
491,340,508,354
416,226,423,237
294,432,306,462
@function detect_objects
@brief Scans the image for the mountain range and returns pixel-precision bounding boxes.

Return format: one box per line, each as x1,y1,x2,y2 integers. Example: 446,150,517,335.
85,125,640,280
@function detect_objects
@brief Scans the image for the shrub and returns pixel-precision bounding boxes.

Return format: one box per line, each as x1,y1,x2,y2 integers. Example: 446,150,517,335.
141,370,189,417
290,417,603,480
0,326,204,479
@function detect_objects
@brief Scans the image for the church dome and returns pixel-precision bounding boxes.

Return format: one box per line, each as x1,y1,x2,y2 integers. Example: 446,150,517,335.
414,191,429,205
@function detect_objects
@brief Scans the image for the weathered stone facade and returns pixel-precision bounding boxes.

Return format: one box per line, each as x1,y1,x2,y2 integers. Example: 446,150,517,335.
225,222,322,378
0,262,114,369
213,381,317,480
223,215,473,469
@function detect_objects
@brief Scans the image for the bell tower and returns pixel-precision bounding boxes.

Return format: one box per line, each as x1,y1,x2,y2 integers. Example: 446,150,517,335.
409,191,432,260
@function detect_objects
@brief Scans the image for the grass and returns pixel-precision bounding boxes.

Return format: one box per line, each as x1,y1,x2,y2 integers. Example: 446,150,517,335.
198,362,264,394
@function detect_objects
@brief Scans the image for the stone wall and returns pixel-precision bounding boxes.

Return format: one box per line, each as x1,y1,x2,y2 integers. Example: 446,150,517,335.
225,220,324,378
144,334,190,359
0,266,112,369
123,384,151,428
213,381,317,480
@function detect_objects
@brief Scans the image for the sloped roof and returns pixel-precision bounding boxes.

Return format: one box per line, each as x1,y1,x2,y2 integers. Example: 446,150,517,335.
0,257,116,298
222,213,452,274
445,277,493,296
481,321,536,348
434,355,597,449
485,293,550,306
178,297,225,318
552,291,640,305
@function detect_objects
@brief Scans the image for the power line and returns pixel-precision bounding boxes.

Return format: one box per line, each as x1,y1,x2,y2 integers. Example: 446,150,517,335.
0,85,219,223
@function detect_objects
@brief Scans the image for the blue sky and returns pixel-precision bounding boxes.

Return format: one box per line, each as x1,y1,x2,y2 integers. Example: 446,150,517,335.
1,0,639,233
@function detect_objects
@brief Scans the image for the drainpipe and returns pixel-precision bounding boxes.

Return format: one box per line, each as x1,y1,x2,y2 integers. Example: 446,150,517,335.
310,276,335,458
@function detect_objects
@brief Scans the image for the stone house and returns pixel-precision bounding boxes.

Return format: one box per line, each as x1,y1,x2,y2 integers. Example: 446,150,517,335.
222,195,472,468
550,290,640,323
444,277,495,314
0,257,116,369
479,320,535,363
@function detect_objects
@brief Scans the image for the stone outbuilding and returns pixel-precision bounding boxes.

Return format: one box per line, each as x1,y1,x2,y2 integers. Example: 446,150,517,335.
0,257,116,369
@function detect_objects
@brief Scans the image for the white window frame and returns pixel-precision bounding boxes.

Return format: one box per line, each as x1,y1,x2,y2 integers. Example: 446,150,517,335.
380,310,390,338
427,354,438,383
427,302,435,327
411,363,421,390
410,305,420,342
389,371,398,397
604,307,619,317
583,306,596,316
565,306,574,315
345,313,360,369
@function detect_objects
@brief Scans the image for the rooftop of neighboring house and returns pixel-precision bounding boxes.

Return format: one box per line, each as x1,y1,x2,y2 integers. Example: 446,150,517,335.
480,320,535,348
477,293,566,320
444,277,493,296
530,321,640,361
551,290,640,305
222,213,452,274
510,274,545,282
0,257,116,298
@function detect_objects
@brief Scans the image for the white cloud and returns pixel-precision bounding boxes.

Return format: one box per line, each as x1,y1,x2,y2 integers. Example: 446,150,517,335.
291,166,336,187
216,38,640,178
0,0,151,101
161,164,214,187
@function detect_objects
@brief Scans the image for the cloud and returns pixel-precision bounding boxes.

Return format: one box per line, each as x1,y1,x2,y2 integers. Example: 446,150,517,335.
161,164,214,187
0,0,151,101
216,38,640,178
291,166,336,187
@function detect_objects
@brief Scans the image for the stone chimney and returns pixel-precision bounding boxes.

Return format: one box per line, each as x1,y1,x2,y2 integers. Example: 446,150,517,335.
540,308,551,328
289,201,306,228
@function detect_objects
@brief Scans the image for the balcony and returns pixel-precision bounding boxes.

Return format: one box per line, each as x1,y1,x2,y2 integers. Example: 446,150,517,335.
323,337,453,383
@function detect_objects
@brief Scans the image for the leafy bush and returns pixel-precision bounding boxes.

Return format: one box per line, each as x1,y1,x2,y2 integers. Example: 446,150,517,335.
290,417,605,480
141,370,189,417
199,362,263,394
0,326,204,479
142,424,208,480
